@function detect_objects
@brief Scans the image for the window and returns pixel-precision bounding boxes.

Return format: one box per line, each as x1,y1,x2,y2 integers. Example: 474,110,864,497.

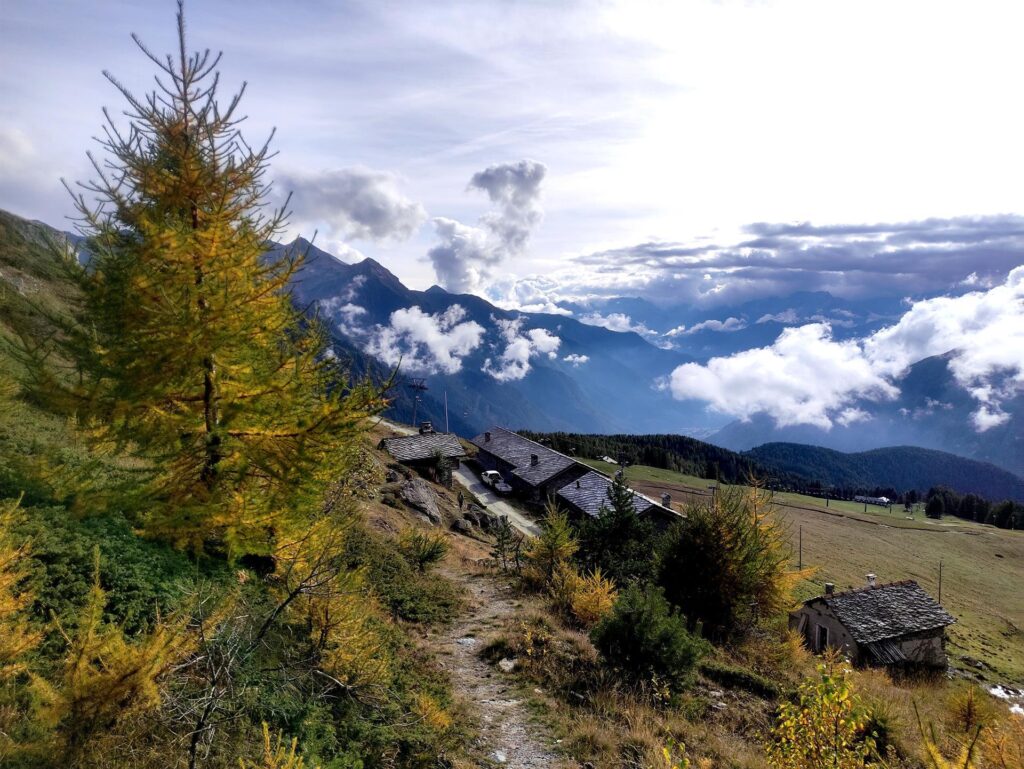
816,624,829,652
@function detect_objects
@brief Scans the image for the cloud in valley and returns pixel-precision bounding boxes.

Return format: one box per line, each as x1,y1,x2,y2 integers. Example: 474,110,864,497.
428,160,547,293
578,311,654,337
666,266,1024,432
279,166,426,243
364,305,484,375
665,317,746,336
482,317,561,382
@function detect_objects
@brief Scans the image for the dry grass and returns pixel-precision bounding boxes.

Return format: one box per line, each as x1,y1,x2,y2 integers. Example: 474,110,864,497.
610,463,1024,687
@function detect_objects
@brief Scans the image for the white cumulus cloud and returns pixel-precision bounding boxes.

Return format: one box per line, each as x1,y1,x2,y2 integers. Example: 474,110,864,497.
564,353,590,367
279,166,426,243
578,311,655,337
483,317,561,382
428,160,547,293
665,266,1024,432
665,317,747,336
365,305,484,375
667,323,898,430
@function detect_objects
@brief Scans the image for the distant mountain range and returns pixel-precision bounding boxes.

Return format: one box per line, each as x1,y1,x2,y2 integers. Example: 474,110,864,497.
274,238,725,436
745,442,1024,502
3,209,1023,485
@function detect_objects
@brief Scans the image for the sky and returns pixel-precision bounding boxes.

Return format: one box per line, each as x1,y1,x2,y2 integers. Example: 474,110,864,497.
4,0,1024,432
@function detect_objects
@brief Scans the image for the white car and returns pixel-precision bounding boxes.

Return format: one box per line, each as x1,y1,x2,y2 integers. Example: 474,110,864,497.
481,470,513,494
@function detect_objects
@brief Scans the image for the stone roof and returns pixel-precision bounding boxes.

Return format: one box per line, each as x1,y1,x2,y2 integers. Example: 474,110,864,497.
556,470,657,518
469,426,577,487
380,432,466,463
814,580,955,645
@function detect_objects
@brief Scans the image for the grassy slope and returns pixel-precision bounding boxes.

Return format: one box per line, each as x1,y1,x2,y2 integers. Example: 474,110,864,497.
581,458,1024,687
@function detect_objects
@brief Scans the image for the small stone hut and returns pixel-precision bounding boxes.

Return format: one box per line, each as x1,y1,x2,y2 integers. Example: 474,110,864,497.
790,579,955,669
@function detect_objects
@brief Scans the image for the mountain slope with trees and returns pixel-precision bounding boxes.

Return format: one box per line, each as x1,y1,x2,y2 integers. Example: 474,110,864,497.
745,442,1024,503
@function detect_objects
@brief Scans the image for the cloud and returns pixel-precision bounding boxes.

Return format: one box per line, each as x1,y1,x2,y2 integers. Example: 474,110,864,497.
428,160,547,293
364,305,484,374
665,316,746,336
279,166,426,242
665,266,1024,432
485,275,573,315
756,309,800,325
564,215,1024,307
482,316,561,382
578,311,654,336
470,159,547,254
427,218,499,294
319,296,368,336
563,353,589,367
667,323,898,429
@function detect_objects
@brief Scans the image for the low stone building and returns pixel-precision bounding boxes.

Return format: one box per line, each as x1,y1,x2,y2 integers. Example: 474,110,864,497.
790,579,955,669
379,431,465,486
469,426,588,503
556,470,678,528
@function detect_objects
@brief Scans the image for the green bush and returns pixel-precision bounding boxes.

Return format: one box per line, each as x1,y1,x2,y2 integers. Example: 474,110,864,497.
344,527,460,625
657,484,791,641
398,529,449,572
591,584,706,690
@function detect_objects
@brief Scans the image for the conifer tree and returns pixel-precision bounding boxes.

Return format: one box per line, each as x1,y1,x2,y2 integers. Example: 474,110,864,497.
32,549,194,763
0,496,41,678
31,4,381,553
524,502,577,587
576,472,658,585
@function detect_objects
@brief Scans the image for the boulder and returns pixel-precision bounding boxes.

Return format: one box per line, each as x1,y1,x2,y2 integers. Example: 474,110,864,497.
462,510,480,527
451,518,473,534
468,504,491,530
399,478,440,523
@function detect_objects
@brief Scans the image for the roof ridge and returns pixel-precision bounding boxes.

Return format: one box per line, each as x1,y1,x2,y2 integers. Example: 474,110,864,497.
492,426,567,457
826,579,919,599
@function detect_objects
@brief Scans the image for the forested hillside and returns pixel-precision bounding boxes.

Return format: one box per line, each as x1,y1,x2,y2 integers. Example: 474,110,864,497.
746,442,1024,504
518,429,805,486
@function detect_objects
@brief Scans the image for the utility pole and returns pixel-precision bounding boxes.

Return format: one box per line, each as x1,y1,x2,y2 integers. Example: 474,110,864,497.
938,559,943,604
408,378,428,427
444,391,449,433
798,525,803,571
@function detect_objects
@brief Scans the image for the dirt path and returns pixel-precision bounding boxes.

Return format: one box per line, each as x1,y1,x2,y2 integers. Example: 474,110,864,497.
432,566,560,768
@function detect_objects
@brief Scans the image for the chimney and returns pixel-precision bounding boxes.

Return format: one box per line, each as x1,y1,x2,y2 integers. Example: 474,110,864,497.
824,582,835,596
576,480,581,489
866,573,877,588
661,493,672,509
530,453,539,466
484,431,491,442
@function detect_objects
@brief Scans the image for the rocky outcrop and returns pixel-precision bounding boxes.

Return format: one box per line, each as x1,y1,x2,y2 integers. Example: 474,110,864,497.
399,478,441,523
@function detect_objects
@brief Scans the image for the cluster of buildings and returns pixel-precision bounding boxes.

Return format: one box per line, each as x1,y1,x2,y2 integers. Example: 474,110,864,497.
469,426,679,526
382,423,956,672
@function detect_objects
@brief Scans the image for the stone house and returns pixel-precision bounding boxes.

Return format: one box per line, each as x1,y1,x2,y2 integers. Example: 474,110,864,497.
379,431,466,487
790,579,955,669
469,426,588,503
556,470,678,528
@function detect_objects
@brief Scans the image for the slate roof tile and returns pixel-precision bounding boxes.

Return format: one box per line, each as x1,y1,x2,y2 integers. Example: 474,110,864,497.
556,470,656,518
381,433,466,463
817,581,955,645
469,427,576,486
